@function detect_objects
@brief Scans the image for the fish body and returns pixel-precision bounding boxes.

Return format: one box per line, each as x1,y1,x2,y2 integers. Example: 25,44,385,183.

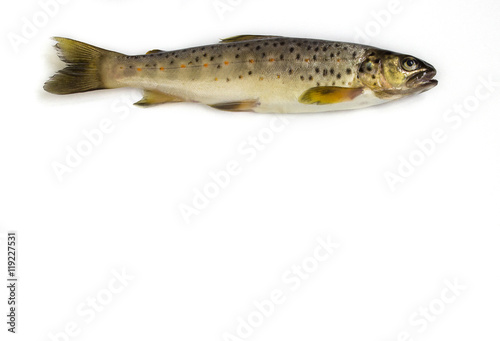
44,35,438,113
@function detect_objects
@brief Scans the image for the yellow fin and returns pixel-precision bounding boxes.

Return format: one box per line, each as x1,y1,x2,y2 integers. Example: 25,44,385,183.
299,86,364,105
146,49,166,55
220,35,281,43
134,90,184,107
209,100,260,112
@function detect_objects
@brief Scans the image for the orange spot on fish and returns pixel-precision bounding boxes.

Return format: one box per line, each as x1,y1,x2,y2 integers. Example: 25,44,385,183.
259,77,264,81
249,59,255,63
119,66,124,70
180,64,186,68
215,78,218,81
337,59,341,63
269,58,275,62
137,68,142,71
224,61,229,65
203,63,208,67
277,75,280,79
305,59,310,62
159,67,165,71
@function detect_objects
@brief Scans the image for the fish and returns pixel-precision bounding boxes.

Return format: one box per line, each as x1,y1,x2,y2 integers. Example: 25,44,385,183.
43,35,438,113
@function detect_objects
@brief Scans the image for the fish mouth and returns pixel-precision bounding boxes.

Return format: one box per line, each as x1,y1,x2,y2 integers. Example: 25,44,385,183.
406,69,438,91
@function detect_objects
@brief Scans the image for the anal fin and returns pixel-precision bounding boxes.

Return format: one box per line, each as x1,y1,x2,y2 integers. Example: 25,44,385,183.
134,90,184,107
209,100,260,112
299,86,364,105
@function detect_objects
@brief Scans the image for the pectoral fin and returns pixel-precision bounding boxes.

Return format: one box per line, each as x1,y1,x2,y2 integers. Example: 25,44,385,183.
209,100,260,112
299,86,364,105
220,35,281,43
134,90,184,107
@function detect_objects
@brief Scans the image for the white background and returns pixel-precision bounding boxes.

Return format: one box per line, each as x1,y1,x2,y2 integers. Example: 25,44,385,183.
1,0,499,340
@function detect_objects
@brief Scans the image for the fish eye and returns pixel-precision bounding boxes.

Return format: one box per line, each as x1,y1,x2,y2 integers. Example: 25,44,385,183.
402,57,419,72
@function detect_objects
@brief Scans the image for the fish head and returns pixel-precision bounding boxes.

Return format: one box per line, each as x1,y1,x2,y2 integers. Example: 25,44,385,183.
359,50,438,99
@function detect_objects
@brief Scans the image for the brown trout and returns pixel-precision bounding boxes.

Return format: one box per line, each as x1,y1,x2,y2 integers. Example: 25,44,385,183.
44,35,438,113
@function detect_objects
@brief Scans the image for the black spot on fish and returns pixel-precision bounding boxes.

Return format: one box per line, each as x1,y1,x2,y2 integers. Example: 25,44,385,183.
262,52,266,58
273,43,278,47
235,54,240,58
346,68,352,75
337,51,341,56
375,59,380,64
244,43,250,47
145,64,150,67
353,52,357,58
367,65,373,72
337,73,342,79
217,65,221,69
323,69,328,76
335,43,340,47
290,47,295,53
203,53,207,57
314,47,319,52
297,42,302,47
330,53,335,58
332,81,336,86
248,71,252,75
280,54,284,60
343,46,348,50
280,41,285,46
313,55,317,61
210,56,215,61
307,46,312,50
315,67,320,73
201,47,205,51
323,46,328,52
300,75,305,81
227,78,230,82
289,68,293,75
309,76,313,81
264,42,269,46
330,68,335,75
195,57,199,62
369,52,375,57
170,60,174,64
296,54,301,60
372,74,376,79
256,46,261,50
317,82,320,86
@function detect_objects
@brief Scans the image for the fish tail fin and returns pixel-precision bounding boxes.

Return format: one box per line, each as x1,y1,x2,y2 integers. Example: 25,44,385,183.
44,37,123,95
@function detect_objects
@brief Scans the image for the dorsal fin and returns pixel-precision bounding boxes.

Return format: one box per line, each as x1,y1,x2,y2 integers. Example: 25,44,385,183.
220,35,281,43
146,49,166,55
